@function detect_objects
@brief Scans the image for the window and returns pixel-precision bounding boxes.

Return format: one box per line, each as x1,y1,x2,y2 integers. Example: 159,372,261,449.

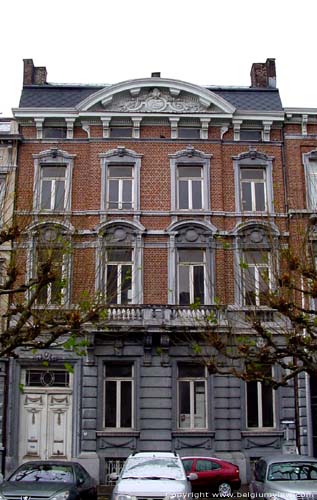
178,249,205,305
169,146,212,212
100,147,142,212
110,127,132,138
33,149,75,212
246,366,275,428
178,127,200,139
31,225,71,307
304,156,317,210
43,127,67,139
105,248,133,304
104,363,134,429
177,165,203,210
234,151,273,214
0,175,6,215
37,247,66,306
178,363,207,429
107,165,133,209
242,250,270,306
240,129,262,142
240,168,267,212
40,165,66,210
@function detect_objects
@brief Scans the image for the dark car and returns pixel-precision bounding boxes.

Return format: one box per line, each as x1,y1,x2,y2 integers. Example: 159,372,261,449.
182,456,241,496
0,460,97,500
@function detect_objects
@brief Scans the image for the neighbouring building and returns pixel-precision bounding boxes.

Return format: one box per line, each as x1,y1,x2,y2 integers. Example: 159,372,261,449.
4,58,317,484
0,118,19,470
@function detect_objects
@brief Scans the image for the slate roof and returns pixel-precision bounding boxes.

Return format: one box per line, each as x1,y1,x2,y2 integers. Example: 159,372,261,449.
19,84,283,112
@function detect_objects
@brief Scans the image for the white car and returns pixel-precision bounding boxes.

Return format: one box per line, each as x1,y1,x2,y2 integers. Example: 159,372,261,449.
110,451,196,500
250,454,317,500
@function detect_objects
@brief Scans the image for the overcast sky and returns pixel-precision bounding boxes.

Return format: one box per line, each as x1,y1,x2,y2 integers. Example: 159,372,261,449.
1,0,316,117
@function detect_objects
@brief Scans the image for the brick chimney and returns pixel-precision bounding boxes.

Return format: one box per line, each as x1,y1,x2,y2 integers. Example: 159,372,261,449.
23,59,47,85
250,58,276,88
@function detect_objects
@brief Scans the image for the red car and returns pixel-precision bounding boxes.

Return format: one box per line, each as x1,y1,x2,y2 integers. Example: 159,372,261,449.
182,456,241,496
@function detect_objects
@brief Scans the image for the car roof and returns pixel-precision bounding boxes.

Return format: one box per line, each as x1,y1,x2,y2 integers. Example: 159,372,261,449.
260,454,317,466
182,456,224,461
129,452,179,459
17,461,79,467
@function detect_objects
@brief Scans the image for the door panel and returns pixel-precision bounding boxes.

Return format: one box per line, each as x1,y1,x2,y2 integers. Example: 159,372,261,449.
19,389,72,462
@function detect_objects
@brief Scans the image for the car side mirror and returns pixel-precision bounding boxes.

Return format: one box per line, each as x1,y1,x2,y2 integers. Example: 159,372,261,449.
109,472,119,481
187,472,198,481
77,477,85,486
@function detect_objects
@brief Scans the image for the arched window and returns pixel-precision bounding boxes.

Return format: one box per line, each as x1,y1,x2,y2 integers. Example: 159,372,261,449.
28,223,73,306
97,221,144,305
168,221,215,305
235,222,278,306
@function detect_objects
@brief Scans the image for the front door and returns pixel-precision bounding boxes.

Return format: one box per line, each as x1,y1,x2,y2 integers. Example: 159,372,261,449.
19,369,72,462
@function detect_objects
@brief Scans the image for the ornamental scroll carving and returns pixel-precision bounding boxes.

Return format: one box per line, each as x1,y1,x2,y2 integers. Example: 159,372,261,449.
103,88,213,113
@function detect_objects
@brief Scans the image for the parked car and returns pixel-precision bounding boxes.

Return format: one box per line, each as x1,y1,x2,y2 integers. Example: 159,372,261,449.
250,454,317,500
182,456,241,496
0,460,97,500
110,451,196,499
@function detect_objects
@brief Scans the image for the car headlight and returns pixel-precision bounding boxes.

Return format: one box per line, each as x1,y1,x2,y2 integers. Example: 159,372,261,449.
50,491,70,500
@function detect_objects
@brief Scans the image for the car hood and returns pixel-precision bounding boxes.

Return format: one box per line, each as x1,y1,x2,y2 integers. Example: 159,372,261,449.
114,478,191,495
267,479,317,494
0,480,72,495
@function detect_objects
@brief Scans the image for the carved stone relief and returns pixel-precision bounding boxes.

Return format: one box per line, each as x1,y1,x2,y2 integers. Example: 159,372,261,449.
102,88,215,113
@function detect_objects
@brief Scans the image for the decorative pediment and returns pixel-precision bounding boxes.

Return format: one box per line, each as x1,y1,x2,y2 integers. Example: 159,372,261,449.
77,78,235,115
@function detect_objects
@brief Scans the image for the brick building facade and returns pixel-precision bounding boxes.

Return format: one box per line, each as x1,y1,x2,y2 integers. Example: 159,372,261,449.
3,58,317,484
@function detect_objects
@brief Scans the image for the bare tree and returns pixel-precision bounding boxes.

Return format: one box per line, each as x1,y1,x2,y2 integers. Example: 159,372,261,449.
186,218,317,387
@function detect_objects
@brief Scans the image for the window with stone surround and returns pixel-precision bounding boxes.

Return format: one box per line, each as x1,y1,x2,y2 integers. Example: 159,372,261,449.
97,222,144,305
234,150,274,214
246,366,275,428
29,224,72,307
169,146,212,212
100,147,142,212
104,363,134,429
236,223,278,307
33,149,75,213
177,363,207,430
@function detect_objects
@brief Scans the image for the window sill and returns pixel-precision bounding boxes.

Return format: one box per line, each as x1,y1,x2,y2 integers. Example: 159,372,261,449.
97,430,140,437
172,430,214,436
242,430,283,437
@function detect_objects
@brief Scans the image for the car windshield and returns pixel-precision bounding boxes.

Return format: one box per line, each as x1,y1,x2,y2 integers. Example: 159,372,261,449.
121,458,184,480
268,461,317,481
9,464,74,483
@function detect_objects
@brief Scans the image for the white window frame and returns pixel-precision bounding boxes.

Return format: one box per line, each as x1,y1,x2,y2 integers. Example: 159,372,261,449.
177,365,208,430
177,165,203,210
169,147,212,212
246,369,276,429
37,248,67,306
177,249,206,305
303,151,317,211
33,149,75,213
242,250,271,307
240,167,267,212
233,151,274,214
104,364,134,430
107,165,134,210
100,147,142,213
105,248,134,305
40,165,67,211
